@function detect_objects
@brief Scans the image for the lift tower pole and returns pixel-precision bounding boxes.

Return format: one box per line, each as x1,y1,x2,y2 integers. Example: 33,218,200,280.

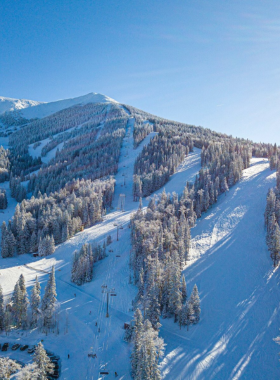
101,285,117,317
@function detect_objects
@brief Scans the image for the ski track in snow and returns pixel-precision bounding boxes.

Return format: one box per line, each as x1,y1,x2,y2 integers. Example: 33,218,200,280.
0,117,278,379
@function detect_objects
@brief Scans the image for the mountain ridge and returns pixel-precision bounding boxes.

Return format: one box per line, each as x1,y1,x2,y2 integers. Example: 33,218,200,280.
0,92,118,119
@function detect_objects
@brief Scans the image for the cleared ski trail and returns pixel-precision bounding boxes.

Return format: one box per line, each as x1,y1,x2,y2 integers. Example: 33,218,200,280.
160,158,279,380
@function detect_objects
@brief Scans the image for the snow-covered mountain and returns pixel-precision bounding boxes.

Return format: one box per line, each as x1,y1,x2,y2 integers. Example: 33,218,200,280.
0,93,279,380
0,96,42,114
0,92,118,120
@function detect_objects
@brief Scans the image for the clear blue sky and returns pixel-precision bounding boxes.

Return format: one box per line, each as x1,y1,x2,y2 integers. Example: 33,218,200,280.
1,0,280,143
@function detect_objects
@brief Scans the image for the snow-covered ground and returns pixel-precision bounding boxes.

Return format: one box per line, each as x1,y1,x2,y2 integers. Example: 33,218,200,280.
0,117,278,380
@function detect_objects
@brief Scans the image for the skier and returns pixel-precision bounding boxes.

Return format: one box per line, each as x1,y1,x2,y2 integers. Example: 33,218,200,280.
95,322,97,326
68,354,70,359
98,327,100,332
74,293,76,297
89,311,91,315
115,372,118,377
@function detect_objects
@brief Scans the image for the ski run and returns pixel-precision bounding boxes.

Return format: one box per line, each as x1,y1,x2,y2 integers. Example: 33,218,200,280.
0,113,279,380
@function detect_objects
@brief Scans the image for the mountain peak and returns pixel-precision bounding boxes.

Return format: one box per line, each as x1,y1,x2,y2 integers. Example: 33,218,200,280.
0,92,119,119
0,96,42,114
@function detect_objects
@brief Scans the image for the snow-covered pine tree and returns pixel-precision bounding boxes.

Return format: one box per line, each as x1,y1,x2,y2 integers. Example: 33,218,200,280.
38,237,47,257
134,319,165,380
0,285,4,330
18,274,29,329
186,300,194,330
270,222,280,266
41,266,57,329
31,276,41,327
1,221,9,258
190,284,200,324
146,279,161,331
12,281,22,328
15,363,39,380
168,258,183,322
33,342,54,379
0,357,21,379
181,274,187,304
30,231,38,253
135,268,144,305
131,308,143,378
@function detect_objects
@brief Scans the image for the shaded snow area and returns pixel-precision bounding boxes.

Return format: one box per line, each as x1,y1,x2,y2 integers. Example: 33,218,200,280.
160,158,279,380
0,116,202,379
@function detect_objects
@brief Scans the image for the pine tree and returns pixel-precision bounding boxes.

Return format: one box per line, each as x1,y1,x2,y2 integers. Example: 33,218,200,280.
38,237,46,257
181,275,187,304
0,357,21,379
41,266,57,329
146,280,161,331
1,221,9,258
190,284,200,324
136,268,144,305
131,308,143,378
31,276,41,327
186,301,194,330
270,222,280,266
30,231,38,253
168,261,182,322
134,319,165,380
33,342,54,379
46,235,55,256
15,363,39,380
0,285,4,330
12,281,22,328
18,274,29,329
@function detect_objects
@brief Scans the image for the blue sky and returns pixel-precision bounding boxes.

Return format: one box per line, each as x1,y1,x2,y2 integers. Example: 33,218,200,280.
1,0,280,143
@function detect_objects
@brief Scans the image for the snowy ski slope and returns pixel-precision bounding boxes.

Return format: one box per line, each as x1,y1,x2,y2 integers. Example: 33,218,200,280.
160,159,279,380
0,110,278,379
